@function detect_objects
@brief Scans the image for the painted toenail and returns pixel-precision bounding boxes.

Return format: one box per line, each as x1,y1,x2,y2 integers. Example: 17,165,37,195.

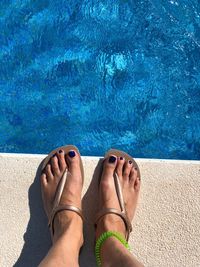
134,167,137,170
129,160,132,164
120,157,123,160
59,149,63,153
109,156,116,163
68,150,76,158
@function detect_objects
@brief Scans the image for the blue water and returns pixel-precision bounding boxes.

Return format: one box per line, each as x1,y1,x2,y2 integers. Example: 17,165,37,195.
0,1,200,159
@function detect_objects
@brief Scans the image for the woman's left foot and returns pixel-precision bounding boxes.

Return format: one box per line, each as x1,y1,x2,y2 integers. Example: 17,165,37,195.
40,149,84,245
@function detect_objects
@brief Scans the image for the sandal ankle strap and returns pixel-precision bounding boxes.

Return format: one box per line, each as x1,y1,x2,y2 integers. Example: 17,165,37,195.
95,208,132,241
49,204,84,236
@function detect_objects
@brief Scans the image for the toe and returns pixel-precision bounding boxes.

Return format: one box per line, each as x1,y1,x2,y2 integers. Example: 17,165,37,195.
50,155,60,176
40,173,48,187
57,149,67,172
130,167,141,191
66,150,80,165
116,156,125,177
45,164,54,181
65,150,81,175
134,175,141,191
123,160,133,181
101,155,117,181
130,167,137,184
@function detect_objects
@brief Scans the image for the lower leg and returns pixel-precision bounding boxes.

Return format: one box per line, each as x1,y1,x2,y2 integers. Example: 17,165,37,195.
96,216,143,267
38,212,83,267
102,239,143,267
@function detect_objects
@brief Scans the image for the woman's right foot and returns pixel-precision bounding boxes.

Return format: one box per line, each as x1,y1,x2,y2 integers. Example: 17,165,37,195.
96,154,141,240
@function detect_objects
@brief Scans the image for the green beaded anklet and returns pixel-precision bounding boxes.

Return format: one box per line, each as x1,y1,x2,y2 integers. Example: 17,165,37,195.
95,231,130,266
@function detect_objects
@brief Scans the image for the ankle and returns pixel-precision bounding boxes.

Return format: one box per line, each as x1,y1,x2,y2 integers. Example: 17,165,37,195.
53,211,83,247
96,214,126,240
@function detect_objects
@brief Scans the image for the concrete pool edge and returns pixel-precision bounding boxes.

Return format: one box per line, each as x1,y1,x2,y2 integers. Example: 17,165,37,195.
0,153,200,267
0,152,200,164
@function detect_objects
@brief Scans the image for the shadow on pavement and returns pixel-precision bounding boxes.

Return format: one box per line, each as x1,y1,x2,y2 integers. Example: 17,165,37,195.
14,158,102,267
13,160,51,267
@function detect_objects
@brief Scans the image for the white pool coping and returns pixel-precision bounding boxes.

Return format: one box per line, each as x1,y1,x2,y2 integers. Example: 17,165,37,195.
0,153,200,267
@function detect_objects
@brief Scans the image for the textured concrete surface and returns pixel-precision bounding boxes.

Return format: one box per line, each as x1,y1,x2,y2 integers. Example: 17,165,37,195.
0,153,200,267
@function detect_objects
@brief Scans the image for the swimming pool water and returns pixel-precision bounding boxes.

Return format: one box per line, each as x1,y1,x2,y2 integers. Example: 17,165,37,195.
0,0,200,159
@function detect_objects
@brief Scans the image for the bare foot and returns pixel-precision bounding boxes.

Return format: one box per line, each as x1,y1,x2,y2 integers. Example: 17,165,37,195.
40,149,83,246
96,154,141,239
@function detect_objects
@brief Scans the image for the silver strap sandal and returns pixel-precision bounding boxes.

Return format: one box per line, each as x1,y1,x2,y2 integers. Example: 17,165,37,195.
95,149,141,241
41,145,84,239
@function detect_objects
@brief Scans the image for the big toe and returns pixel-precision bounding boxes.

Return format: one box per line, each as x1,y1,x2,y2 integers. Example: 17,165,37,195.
64,149,83,189
66,150,80,165
101,155,117,181
65,150,82,175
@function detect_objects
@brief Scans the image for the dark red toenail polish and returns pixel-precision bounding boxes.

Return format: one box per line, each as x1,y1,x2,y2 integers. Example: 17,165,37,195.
109,156,116,163
120,157,123,160
68,150,75,158
129,160,132,164
59,150,62,153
